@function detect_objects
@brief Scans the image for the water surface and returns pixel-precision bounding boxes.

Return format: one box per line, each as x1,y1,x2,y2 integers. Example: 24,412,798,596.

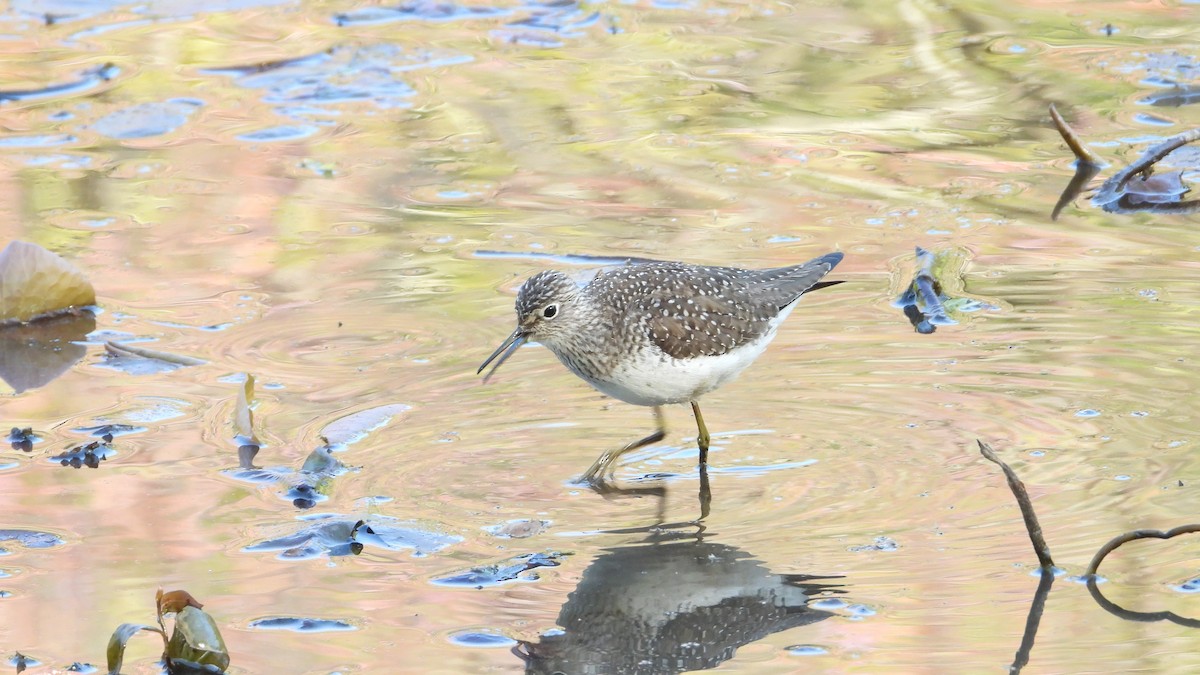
2,0,1200,672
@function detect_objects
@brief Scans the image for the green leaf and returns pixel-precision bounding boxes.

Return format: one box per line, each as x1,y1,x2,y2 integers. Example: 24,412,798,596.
167,606,230,672
106,623,166,675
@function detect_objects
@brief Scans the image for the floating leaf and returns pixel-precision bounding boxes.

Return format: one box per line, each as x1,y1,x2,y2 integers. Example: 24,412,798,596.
106,623,166,675
0,241,95,324
320,403,410,446
432,551,567,588
245,515,461,560
234,375,257,443
167,606,230,672
1122,171,1189,204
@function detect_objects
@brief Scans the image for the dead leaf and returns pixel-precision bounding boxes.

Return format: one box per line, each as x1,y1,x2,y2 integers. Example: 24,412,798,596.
0,241,95,324
235,374,257,443
158,589,204,616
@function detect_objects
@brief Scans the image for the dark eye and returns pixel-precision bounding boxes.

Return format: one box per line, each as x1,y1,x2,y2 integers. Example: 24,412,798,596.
542,304,558,319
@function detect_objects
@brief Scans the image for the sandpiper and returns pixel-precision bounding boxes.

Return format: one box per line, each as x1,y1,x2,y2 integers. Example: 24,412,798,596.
479,252,845,485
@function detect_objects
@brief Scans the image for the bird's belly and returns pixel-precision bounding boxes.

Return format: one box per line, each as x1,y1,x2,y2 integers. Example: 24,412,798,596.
579,338,773,406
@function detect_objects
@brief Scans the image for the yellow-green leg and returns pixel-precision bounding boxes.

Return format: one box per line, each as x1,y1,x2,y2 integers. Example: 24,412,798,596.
579,406,666,485
691,401,710,468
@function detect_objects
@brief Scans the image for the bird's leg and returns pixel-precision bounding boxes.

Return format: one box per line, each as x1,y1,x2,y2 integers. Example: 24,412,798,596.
579,406,666,485
690,401,710,468
697,460,711,521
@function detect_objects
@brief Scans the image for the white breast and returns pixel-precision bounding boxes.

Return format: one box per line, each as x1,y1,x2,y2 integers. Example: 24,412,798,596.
562,304,797,407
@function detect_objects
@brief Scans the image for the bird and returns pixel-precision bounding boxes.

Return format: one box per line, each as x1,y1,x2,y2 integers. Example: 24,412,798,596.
478,252,845,485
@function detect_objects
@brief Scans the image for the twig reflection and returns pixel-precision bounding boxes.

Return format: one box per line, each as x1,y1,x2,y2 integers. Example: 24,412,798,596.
1083,524,1200,627
1085,576,1200,628
1011,570,1055,674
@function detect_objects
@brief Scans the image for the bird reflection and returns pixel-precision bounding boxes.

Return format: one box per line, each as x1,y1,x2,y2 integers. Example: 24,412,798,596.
588,462,712,523
514,530,843,674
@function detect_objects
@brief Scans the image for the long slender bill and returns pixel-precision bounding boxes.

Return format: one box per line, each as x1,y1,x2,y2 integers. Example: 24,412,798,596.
478,328,527,382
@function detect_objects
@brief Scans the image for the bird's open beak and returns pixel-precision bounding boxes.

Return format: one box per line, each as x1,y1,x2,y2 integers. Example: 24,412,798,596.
478,328,527,383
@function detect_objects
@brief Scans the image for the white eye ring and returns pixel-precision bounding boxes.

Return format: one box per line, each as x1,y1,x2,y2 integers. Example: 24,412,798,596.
542,304,559,319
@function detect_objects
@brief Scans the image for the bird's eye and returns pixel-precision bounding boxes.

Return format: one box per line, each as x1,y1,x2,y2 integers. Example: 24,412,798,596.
542,304,558,319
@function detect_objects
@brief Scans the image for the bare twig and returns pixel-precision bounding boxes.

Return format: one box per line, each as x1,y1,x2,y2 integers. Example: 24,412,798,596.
104,340,206,366
1049,103,1101,166
1085,524,1200,577
977,440,1054,569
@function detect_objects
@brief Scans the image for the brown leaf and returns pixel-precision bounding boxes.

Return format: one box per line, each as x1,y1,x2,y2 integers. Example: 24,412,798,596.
0,240,95,324
158,589,204,616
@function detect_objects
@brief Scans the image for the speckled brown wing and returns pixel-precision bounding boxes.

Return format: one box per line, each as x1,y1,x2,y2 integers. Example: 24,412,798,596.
602,254,843,360
603,264,779,360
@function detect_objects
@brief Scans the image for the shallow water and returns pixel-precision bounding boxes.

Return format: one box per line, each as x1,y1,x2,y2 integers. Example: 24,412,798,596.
3,0,1200,673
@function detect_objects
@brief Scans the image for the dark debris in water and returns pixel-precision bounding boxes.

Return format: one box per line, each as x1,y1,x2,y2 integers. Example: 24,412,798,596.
64,663,97,673
7,427,34,453
249,616,356,632
204,45,464,121
483,519,551,539
333,1,511,26
0,529,65,550
224,441,350,510
1141,85,1200,108
848,536,899,553
71,423,143,439
893,247,996,334
1051,103,1200,215
1172,578,1200,593
447,630,516,648
0,62,118,104
50,438,114,468
245,515,461,560
432,551,568,588
9,652,39,672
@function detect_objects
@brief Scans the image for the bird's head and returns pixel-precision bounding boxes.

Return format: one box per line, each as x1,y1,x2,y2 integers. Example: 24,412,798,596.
478,270,581,381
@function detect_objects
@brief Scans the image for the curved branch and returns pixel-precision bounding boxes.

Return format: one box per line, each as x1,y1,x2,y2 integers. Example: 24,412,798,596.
1085,524,1200,577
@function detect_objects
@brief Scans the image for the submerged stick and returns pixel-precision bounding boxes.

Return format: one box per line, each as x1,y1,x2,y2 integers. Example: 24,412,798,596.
1091,127,1200,210
977,440,1055,569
